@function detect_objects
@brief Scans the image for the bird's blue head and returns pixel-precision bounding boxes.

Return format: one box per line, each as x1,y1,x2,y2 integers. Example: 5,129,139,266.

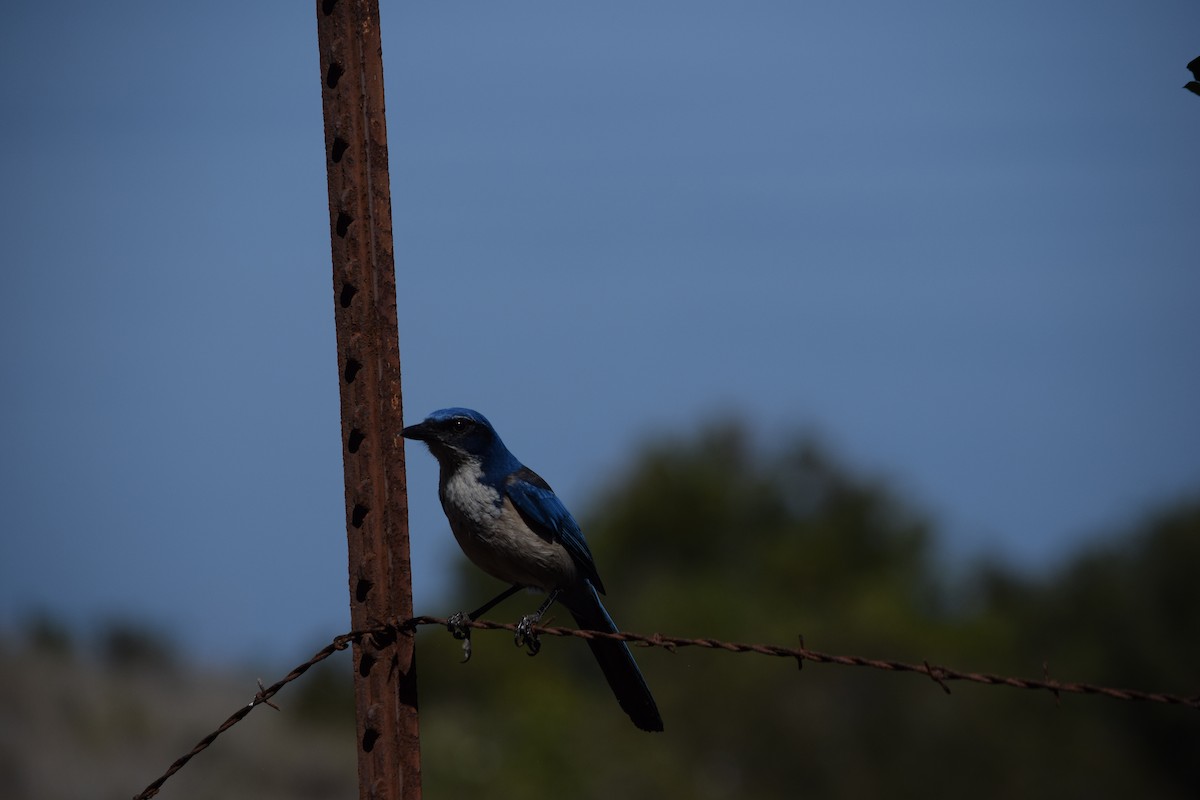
401,407,515,469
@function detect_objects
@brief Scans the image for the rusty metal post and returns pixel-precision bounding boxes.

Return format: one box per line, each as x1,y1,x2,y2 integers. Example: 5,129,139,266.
315,2,421,799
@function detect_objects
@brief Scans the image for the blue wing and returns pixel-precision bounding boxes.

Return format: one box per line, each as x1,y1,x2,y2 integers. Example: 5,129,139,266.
505,467,606,594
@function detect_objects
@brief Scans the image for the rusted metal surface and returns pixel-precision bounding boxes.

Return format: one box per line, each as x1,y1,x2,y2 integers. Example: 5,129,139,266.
315,1,421,798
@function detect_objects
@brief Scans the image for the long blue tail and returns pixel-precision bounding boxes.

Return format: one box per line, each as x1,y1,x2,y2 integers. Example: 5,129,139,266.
563,583,663,732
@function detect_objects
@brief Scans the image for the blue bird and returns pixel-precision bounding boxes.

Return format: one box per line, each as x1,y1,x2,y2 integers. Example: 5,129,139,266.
402,407,663,732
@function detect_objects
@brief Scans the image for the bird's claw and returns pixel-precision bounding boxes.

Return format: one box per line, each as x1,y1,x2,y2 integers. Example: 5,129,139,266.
515,613,542,657
446,611,473,663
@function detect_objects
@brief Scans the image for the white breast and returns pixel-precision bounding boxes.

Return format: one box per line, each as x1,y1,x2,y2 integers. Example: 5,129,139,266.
441,461,505,526
439,462,577,591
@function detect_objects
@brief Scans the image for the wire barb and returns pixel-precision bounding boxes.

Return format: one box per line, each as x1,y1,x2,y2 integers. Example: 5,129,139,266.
924,661,952,695
1043,661,1062,708
253,678,281,711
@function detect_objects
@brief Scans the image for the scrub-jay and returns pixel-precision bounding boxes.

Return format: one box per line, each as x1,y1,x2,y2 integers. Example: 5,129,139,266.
402,407,663,732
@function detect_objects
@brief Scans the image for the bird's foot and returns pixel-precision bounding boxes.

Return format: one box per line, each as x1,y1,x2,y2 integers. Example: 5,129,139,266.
446,611,473,663
514,613,542,657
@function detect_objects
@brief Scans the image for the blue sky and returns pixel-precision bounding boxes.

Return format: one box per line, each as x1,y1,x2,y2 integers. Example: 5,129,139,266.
2,1,1198,663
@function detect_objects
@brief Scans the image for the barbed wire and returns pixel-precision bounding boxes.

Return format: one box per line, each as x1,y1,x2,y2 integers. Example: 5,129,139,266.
413,616,1200,708
132,632,359,799
133,616,1200,799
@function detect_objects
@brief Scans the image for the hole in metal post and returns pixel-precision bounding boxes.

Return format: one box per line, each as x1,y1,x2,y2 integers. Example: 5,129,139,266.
355,578,373,602
343,357,362,383
326,62,344,89
339,282,357,308
321,0,337,15
362,727,380,752
351,504,369,528
348,429,365,453
331,137,349,163
359,651,376,677
336,211,353,237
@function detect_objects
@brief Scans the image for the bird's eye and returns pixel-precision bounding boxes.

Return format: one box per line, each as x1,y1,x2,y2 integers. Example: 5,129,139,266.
450,418,468,432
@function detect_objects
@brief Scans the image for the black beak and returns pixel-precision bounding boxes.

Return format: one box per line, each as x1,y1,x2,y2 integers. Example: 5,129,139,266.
401,421,433,441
